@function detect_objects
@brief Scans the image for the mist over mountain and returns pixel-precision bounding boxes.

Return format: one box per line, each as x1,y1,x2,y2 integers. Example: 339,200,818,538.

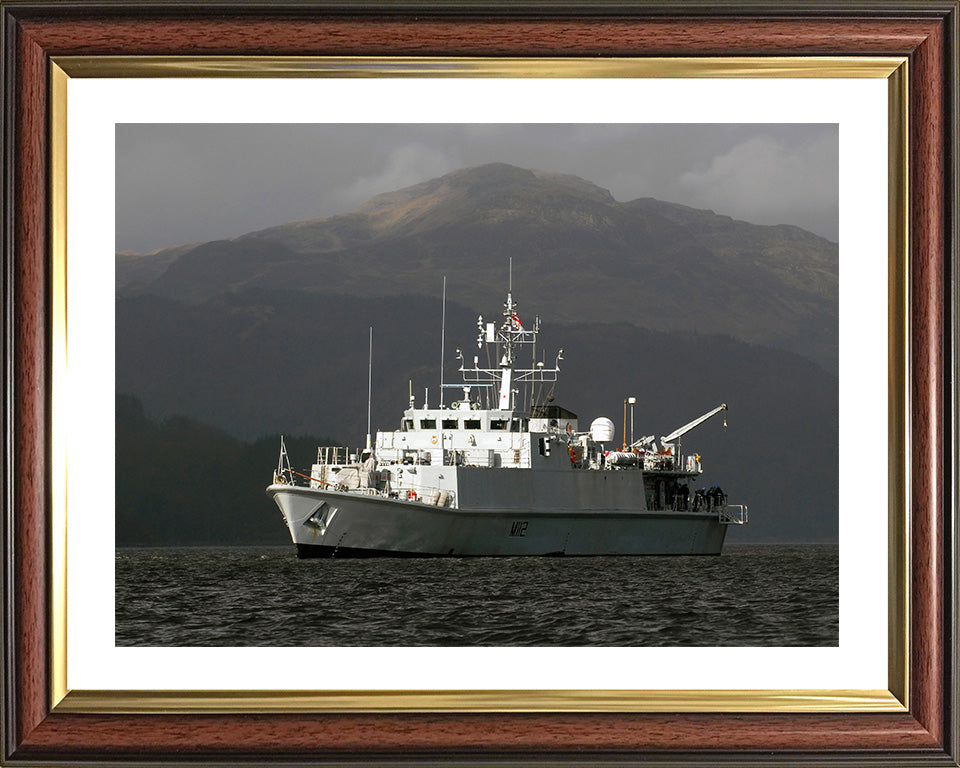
118,163,837,371
116,163,838,545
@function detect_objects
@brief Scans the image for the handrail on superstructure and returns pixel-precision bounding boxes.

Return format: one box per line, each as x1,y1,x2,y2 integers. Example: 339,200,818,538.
719,504,749,525
315,446,363,466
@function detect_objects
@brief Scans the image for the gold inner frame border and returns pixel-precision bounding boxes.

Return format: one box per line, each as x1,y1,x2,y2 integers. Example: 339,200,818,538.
48,55,909,714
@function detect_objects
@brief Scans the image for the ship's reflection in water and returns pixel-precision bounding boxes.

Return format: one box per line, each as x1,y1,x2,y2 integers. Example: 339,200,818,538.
116,543,837,646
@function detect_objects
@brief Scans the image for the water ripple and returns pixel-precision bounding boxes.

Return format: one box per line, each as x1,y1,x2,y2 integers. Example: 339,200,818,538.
116,544,838,646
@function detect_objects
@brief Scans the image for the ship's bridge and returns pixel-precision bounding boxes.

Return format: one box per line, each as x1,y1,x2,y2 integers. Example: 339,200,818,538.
375,403,545,470
392,404,578,441
398,406,530,434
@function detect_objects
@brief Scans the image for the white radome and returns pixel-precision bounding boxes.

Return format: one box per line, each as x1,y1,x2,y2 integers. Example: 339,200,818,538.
590,417,615,443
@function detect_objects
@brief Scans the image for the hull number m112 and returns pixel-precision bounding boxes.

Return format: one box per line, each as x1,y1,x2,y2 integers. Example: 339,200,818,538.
510,521,528,537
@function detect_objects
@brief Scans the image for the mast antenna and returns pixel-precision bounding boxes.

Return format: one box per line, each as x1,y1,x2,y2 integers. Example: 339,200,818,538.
439,275,446,407
276,435,289,475
366,327,373,451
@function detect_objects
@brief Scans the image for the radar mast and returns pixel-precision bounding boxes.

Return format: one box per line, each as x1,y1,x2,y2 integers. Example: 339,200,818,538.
446,262,562,413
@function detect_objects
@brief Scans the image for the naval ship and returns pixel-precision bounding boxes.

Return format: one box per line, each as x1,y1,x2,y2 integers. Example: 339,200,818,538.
267,285,747,557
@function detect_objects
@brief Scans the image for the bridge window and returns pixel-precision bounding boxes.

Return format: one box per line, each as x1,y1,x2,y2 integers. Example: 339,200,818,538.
420,419,437,429
402,419,413,431
490,419,508,430
442,419,458,429
464,419,481,430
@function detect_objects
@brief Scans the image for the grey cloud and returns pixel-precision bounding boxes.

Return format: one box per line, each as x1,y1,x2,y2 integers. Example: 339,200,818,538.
674,130,839,234
341,143,462,209
117,124,838,254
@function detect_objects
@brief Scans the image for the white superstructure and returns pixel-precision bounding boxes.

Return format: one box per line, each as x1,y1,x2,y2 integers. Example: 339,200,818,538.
267,284,747,557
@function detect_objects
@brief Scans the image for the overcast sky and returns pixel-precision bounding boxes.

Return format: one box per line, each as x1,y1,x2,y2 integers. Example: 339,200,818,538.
116,124,838,254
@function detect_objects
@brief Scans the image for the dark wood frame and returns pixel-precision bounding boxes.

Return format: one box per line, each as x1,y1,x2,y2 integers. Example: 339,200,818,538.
2,2,957,765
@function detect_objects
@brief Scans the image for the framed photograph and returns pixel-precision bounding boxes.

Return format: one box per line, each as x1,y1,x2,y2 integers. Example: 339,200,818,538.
2,2,957,765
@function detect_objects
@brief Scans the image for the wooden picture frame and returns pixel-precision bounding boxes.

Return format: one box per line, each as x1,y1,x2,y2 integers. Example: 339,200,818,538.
2,2,957,765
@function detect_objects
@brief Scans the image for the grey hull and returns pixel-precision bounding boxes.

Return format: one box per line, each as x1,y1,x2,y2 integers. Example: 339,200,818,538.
268,484,728,557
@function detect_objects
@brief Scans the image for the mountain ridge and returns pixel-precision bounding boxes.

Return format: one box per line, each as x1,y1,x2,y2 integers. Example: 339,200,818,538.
116,162,838,371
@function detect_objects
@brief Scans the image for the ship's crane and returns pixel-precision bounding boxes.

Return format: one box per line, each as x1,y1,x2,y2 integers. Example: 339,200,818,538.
661,403,727,445
626,404,728,455
660,403,727,463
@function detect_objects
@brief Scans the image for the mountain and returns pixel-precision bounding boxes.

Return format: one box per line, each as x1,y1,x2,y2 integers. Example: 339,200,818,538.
117,163,838,371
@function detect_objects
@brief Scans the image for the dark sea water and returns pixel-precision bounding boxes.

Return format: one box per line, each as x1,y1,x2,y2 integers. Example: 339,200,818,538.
115,543,837,647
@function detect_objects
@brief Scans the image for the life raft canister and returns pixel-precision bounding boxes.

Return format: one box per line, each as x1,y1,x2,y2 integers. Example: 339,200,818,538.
407,489,418,501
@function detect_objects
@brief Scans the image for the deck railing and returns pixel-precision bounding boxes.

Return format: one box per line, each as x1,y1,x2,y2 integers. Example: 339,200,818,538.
315,446,362,466
718,504,748,525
